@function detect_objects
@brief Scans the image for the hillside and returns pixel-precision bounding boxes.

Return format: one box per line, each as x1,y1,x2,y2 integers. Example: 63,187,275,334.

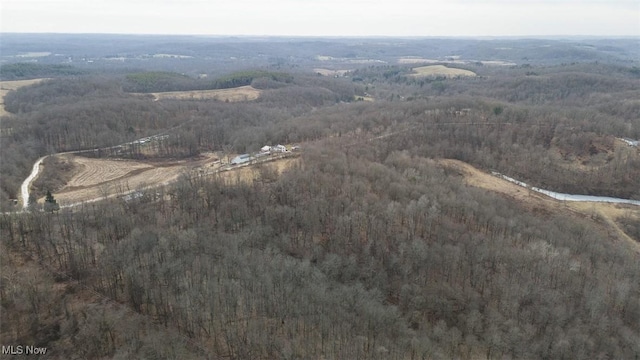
1,35,639,359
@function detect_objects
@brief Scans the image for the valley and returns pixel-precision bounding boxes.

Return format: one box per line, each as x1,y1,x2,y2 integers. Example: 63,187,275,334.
1,35,639,360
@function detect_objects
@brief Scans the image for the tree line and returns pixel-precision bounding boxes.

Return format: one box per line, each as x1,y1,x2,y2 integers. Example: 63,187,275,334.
122,70,294,93
0,63,88,80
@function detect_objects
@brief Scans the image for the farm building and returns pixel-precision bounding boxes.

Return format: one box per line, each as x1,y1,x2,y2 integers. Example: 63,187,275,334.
272,144,287,153
260,145,271,153
231,154,251,165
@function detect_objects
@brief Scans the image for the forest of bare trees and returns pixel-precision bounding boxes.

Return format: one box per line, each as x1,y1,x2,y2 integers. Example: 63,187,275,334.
2,62,639,208
1,36,639,359
2,140,639,358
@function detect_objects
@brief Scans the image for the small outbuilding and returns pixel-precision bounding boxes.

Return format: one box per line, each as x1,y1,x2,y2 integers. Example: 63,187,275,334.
231,154,251,165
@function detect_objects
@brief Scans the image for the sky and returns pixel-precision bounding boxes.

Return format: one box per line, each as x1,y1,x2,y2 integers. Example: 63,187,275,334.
1,0,639,37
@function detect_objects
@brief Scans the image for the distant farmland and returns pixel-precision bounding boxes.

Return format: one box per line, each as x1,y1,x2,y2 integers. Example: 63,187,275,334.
410,65,476,78
146,85,261,102
39,152,298,206
0,78,47,116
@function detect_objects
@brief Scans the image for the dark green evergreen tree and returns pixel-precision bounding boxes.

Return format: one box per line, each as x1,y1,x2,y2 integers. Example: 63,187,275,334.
44,190,60,212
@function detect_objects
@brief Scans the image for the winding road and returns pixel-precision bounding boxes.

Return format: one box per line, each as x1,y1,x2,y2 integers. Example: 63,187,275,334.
17,149,297,212
16,122,194,210
20,156,47,210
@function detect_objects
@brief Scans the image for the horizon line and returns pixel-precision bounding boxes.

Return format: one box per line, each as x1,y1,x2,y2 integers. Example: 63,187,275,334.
2,32,639,40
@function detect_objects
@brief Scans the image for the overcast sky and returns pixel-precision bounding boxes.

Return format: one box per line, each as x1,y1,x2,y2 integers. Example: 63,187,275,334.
1,0,638,37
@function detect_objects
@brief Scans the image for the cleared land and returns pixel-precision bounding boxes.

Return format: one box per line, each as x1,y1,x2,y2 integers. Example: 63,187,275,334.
410,65,476,78
0,78,47,116
146,86,261,102
217,157,299,185
40,153,298,206
439,158,640,251
65,156,153,188
41,154,217,205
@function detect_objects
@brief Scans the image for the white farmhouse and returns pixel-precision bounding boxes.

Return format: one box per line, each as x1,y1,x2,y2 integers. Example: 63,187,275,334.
273,144,287,153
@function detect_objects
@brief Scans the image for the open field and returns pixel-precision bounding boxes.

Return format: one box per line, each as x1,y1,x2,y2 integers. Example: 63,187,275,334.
439,158,640,252
0,78,47,116
410,65,476,78
64,156,153,188
39,153,298,206
146,86,261,102
41,153,219,205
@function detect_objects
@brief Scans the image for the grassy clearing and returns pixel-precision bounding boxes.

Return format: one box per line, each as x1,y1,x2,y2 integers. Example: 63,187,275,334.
410,65,476,78
147,85,261,102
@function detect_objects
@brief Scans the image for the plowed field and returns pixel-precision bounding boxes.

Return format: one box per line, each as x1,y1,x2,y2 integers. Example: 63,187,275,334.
40,153,297,206
66,157,153,188
44,153,220,205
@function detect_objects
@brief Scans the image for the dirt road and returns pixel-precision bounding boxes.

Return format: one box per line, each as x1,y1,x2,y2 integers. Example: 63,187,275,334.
20,156,46,209
439,159,640,252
